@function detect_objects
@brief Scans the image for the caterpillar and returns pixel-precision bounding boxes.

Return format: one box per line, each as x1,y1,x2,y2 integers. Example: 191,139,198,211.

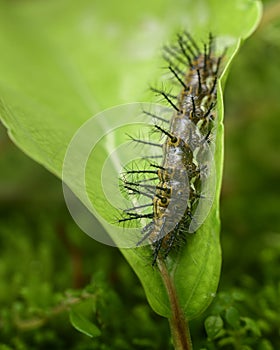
119,31,224,265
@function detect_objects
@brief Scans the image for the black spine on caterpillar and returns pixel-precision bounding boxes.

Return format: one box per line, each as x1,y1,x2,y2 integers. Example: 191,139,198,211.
119,32,225,266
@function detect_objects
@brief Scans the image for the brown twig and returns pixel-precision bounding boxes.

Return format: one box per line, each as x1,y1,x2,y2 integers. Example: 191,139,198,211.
157,258,193,350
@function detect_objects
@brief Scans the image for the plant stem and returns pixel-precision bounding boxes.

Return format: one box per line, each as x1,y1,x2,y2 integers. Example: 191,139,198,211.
14,292,95,331
157,258,193,350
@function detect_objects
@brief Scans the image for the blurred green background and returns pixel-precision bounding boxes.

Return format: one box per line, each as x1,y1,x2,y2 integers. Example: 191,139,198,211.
0,0,279,349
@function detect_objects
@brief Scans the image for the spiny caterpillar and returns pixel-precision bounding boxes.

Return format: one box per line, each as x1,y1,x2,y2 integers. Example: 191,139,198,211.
119,31,224,265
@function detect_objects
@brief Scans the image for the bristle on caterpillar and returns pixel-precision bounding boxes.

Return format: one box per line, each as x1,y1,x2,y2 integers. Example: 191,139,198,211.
119,32,225,266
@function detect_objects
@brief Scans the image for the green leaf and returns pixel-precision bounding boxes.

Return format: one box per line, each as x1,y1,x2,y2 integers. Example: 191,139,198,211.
241,317,261,337
205,315,224,340
69,309,101,338
225,306,240,329
258,339,274,350
0,0,262,321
